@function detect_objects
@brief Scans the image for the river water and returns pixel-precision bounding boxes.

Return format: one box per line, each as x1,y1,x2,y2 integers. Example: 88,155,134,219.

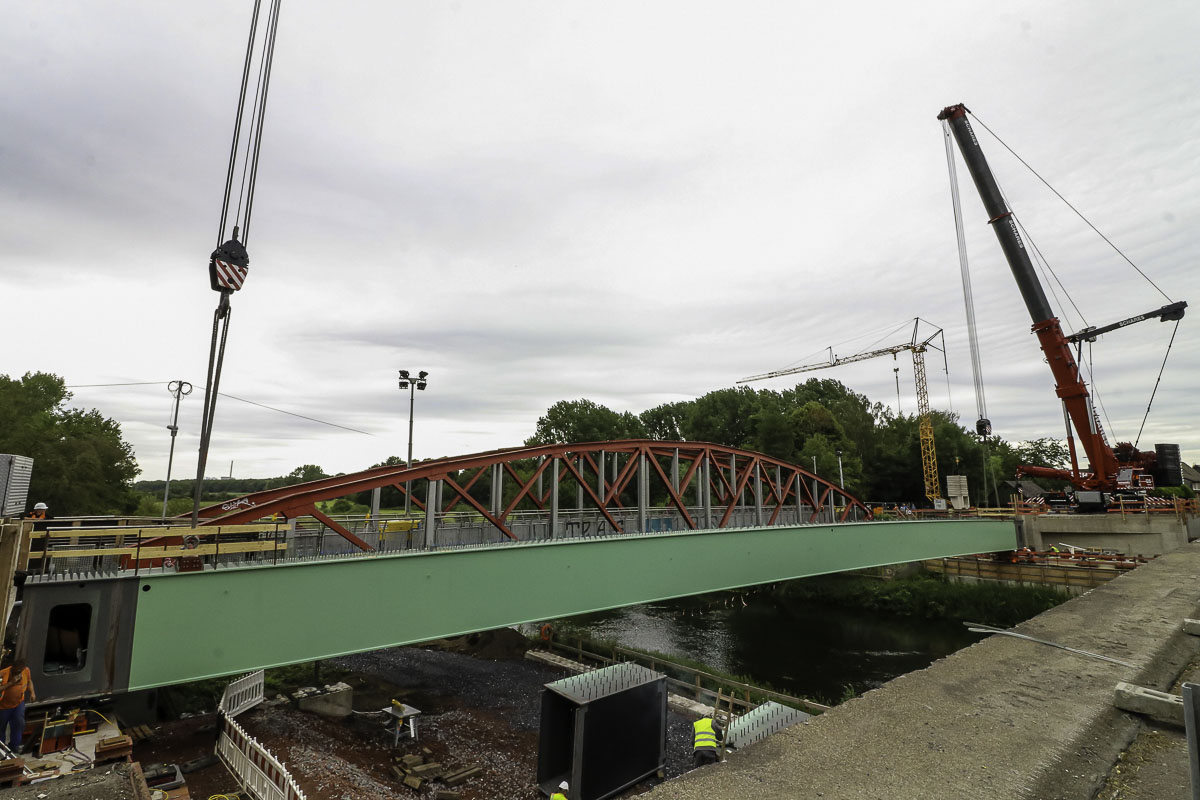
566,591,985,705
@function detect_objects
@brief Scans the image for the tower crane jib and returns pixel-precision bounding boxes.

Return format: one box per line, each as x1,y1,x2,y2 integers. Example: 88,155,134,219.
739,319,946,504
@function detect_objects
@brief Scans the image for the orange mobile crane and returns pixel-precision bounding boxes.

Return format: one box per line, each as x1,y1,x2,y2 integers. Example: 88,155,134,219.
939,104,1186,503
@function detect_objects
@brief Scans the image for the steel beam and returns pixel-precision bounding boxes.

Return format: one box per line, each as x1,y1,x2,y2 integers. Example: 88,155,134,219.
117,519,1017,691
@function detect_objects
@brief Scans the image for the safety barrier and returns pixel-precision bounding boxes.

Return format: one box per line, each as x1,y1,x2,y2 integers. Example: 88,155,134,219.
216,670,306,800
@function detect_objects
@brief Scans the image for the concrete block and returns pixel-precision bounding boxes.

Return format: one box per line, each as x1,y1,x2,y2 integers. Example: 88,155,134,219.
1183,618,1200,636
1113,681,1184,726
296,681,353,719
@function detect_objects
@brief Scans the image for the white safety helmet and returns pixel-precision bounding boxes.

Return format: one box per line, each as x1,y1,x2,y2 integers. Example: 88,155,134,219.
33,503,47,511
559,781,569,790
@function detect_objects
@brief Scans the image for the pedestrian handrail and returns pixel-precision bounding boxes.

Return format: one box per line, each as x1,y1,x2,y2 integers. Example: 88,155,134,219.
216,670,306,800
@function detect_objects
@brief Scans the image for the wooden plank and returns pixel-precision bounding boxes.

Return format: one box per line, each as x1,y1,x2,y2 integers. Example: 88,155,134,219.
36,523,281,540
35,541,288,559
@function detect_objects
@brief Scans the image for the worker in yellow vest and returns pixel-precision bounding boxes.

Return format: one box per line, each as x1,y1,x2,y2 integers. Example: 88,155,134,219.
693,715,723,767
551,779,570,799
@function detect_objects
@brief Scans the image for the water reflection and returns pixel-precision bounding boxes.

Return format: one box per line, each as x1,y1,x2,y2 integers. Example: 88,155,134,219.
567,593,983,704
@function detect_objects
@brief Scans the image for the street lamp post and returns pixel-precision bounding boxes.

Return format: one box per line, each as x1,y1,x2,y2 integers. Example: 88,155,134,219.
812,455,819,521
835,449,845,523
162,380,193,518
398,370,429,516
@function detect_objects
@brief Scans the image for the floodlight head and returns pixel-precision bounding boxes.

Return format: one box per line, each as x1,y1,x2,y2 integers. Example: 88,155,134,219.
418,371,429,380
416,381,427,390
398,380,409,390
399,369,410,379
836,449,843,457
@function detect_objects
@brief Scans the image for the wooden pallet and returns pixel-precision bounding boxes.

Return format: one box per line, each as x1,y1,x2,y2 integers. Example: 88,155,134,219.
126,724,156,743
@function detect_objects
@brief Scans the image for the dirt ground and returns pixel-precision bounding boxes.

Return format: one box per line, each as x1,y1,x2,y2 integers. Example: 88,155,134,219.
131,630,697,799
1094,654,1200,799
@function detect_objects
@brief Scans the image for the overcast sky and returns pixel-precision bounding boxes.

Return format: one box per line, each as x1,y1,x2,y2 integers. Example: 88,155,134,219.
3,1,1197,484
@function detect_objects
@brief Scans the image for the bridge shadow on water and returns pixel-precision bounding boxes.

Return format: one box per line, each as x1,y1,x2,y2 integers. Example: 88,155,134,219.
564,592,984,705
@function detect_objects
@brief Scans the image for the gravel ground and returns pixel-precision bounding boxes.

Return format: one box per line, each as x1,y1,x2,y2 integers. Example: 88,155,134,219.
140,632,701,799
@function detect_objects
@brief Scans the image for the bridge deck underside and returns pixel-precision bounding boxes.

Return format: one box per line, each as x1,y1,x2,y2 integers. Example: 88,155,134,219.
124,519,1014,690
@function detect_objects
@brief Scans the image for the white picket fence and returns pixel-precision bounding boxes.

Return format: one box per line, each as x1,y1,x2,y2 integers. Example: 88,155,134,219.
216,670,307,800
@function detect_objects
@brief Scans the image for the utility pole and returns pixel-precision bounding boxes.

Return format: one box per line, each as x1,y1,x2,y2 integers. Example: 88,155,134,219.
398,370,429,515
162,380,193,519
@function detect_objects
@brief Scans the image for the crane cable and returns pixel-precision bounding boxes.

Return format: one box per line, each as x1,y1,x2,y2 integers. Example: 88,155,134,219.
966,110,1182,448
192,0,283,527
1133,317,1182,449
217,0,283,248
967,111,1174,303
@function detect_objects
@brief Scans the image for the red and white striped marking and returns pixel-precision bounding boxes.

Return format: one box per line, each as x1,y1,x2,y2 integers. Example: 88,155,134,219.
214,259,249,291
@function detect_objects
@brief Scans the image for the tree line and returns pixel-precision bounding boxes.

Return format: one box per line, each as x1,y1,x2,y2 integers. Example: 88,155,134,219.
1,370,1110,518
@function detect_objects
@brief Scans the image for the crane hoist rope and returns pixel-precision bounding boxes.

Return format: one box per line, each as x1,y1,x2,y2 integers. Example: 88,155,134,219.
191,0,284,526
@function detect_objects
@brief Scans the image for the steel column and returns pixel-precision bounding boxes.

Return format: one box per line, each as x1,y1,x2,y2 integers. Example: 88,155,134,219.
424,479,438,547
702,456,712,529
638,454,648,533
550,458,560,539
754,464,764,526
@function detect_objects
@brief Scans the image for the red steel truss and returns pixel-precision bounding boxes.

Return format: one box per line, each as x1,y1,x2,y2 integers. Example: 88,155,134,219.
190,440,872,550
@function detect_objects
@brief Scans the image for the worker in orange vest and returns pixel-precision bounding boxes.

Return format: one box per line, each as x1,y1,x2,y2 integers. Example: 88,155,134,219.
0,657,35,751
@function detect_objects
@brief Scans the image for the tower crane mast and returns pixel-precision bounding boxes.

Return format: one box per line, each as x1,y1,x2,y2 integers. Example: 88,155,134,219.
741,319,946,504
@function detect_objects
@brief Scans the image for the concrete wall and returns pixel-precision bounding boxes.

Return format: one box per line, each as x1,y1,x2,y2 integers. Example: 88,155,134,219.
1015,513,1191,557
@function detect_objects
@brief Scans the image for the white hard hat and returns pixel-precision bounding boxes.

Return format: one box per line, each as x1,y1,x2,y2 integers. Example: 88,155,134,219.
33,503,47,511
559,781,569,790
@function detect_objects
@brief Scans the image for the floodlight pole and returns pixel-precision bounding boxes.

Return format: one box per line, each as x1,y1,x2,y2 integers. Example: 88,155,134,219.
399,370,430,516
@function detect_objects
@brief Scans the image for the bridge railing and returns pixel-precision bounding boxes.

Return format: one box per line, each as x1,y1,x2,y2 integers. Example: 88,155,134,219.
24,501,869,578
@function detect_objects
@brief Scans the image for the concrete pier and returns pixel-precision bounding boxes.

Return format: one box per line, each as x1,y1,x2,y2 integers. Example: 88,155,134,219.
648,542,1200,800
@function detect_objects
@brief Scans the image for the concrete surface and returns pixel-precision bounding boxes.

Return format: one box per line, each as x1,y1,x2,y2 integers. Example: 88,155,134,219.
295,681,354,719
1015,512,1191,556
647,542,1200,800
1113,682,1185,727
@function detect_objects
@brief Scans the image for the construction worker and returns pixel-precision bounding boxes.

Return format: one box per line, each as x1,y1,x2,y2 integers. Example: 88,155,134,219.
0,657,35,751
692,715,723,767
25,503,47,520
551,779,569,799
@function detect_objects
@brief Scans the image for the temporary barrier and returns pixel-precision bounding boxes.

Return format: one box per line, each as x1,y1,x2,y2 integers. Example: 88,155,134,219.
216,670,306,800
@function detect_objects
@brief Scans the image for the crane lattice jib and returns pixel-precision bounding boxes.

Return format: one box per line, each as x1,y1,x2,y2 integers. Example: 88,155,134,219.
912,347,941,502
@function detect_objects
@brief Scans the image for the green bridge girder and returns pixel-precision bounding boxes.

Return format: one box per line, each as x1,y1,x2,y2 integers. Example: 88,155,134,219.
124,519,1014,690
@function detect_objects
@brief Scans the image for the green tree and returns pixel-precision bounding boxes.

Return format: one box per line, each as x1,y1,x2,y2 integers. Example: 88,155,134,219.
681,387,763,448
0,372,140,515
284,464,329,485
526,399,646,445
639,401,691,440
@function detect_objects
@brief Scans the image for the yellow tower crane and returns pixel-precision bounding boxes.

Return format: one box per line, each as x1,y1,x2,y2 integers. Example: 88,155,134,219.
739,319,947,505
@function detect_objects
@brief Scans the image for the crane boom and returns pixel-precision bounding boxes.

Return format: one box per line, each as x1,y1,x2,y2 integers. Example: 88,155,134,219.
938,103,1122,490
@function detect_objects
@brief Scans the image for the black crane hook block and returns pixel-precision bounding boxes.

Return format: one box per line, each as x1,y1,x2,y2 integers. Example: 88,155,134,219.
209,232,250,294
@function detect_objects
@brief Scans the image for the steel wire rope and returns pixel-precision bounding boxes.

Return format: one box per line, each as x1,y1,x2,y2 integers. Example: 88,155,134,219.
70,381,369,435
241,0,283,244
769,318,919,372
967,111,1173,303
217,0,265,246
1133,317,1182,449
